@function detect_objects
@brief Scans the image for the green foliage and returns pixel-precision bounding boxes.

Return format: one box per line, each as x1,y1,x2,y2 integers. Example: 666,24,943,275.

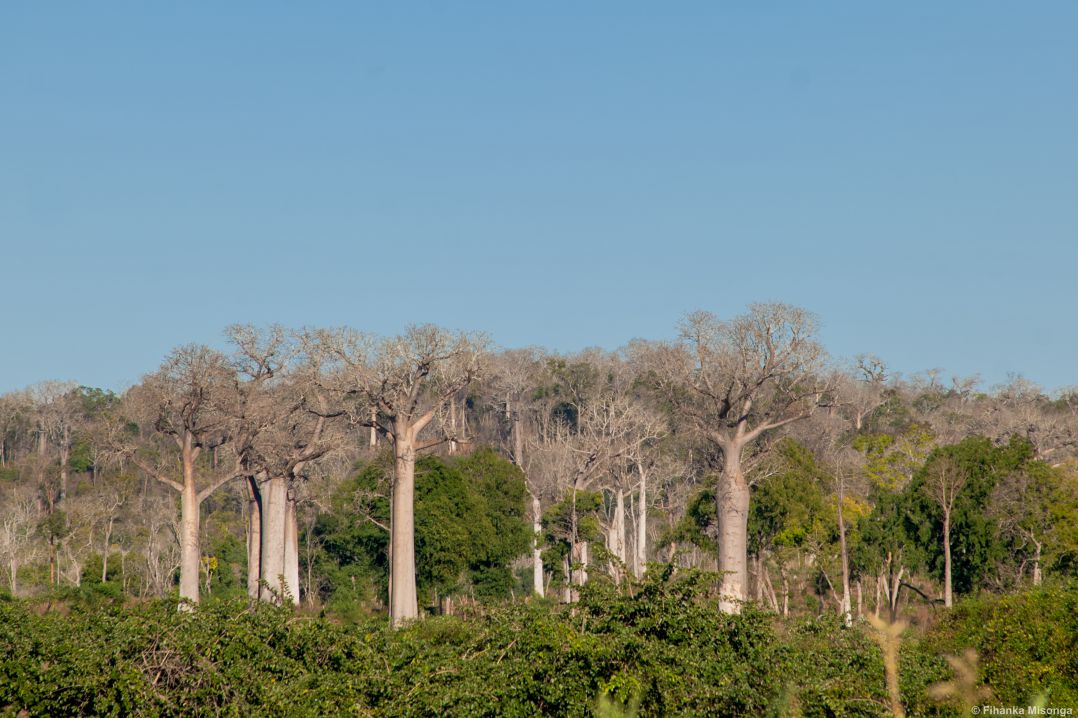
907,435,1035,594
315,448,530,609
749,439,828,553
928,581,1078,706
1,576,1073,716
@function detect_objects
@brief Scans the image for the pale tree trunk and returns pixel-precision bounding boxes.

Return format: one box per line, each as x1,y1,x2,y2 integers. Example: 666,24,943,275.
635,464,647,578
562,554,572,603
943,512,953,608
179,459,200,606
837,480,852,626
369,407,378,449
610,488,626,582
101,516,115,583
531,493,544,597
9,559,17,595
260,476,288,603
246,476,262,599
448,399,458,455
716,446,749,613
58,425,70,503
284,496,300,604
173,431,207,606
1032,539,1043,586
390,436,419,626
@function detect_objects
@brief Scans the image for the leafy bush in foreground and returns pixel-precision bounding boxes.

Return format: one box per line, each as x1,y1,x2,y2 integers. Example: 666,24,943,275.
2,574,1073,717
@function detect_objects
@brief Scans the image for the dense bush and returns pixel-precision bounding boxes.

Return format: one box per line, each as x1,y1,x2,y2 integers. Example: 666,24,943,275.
1,575,1073,716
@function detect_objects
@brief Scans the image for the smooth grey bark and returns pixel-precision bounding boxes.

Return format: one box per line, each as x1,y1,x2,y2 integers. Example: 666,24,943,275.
716,447,750,614
246,476,262,599
390,434,419,625
260,475,289,602
634,464,648,578
285,495,300,603
531,493,544,597
943,513,953,608
837,476,852,626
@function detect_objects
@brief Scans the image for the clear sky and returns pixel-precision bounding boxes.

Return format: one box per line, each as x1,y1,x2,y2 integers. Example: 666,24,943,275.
2,3,1076,395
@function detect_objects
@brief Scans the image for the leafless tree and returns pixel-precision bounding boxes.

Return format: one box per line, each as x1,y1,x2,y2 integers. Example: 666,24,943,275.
648,304,828,612
116,345,240,605
312,325,487,625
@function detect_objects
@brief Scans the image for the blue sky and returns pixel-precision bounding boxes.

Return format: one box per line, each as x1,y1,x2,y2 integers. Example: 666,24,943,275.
2,3,1076,394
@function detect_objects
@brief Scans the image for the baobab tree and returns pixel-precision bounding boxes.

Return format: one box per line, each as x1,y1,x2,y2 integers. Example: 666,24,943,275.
649,304,828,612
225,325,341,605
117,345,240,605
313,325,486,625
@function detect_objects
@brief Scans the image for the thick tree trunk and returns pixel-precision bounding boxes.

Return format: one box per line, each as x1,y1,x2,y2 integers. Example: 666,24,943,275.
716,447,749,613
390,437,419,626
179,477,200,606
260,476,288,603
246,476,262,599
635,464,647,578
369,407,378,449
284,495,300,604
943,513,953,608
531,494,544,597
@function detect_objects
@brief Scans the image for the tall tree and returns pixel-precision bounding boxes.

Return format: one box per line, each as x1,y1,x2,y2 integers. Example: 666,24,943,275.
651,304,827,612
315,325,486,625
117,345,239,605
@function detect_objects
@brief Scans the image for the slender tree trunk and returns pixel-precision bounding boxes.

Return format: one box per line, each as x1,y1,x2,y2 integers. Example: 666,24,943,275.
1032,539,1043,586
390,435,419,626
449,399,458,455
512,406,524,468
9,559,17,595
246,476,262,599
837,479,852,626
635,464,647,578
101,517,114,583
943,512,953,608
531,493,544,597
612,488,626,582
716,445,749,613
285,495,300,604
58,427,70,503
369,407,378,449
260,476,288,603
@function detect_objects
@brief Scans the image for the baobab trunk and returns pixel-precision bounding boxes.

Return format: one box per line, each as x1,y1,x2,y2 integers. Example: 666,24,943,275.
285,496,300,604
246,476,262,598
260,476,288,603
390,437,419,625
716,449,750,613
531,494,544,597
179,479,200,605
